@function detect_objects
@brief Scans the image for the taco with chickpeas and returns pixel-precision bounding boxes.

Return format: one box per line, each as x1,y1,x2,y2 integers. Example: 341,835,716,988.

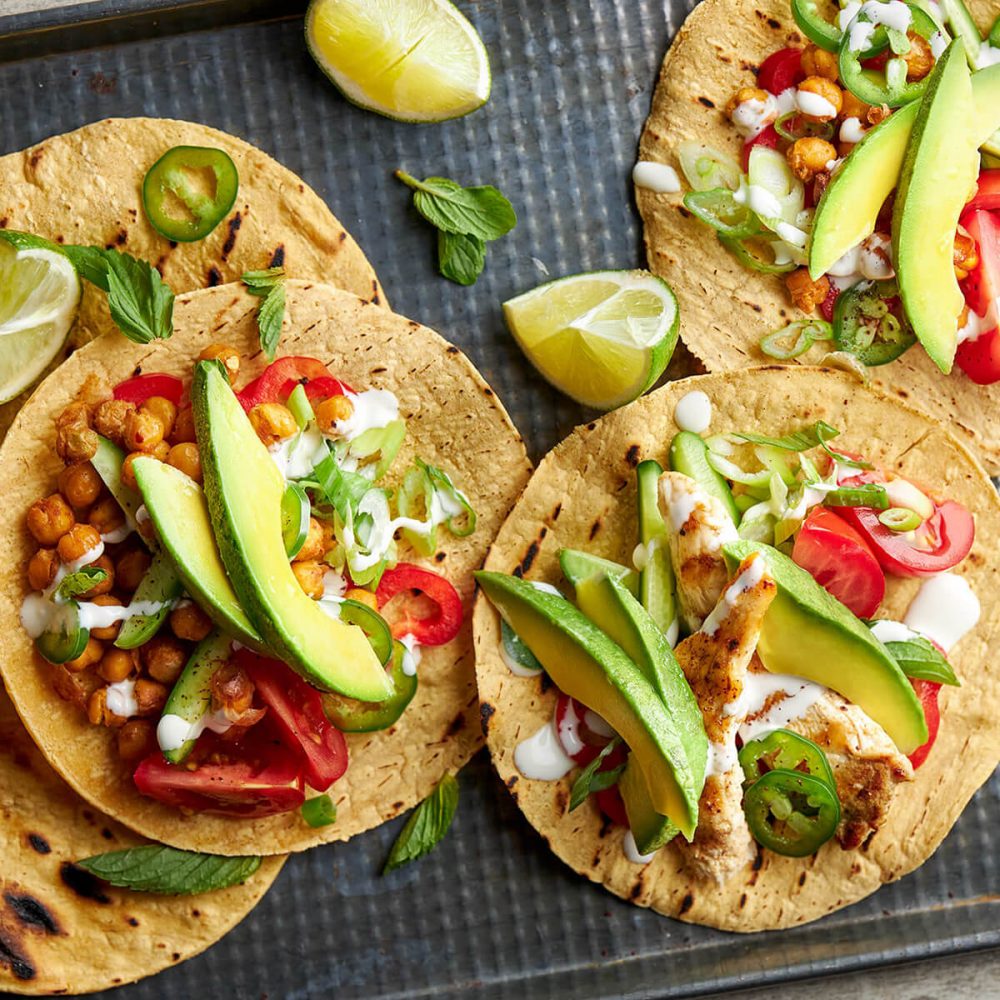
474,366,1000,930
634,0,1000,471
0,279,530,855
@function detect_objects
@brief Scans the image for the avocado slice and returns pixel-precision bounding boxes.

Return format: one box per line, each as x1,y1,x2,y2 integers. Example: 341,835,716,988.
668,432,739,524
133,457,266,652
619,755,679,854
192,362,392,702
91,435,146,531
893,42,979,374
114,549,184,649
476,570,703,839
636,460,677,639
722,540,927,754
559,548,638,595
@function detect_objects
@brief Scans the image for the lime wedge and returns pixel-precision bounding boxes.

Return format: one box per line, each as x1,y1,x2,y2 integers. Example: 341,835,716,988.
305,0,491,123
0,241,80,402
503,270,680,410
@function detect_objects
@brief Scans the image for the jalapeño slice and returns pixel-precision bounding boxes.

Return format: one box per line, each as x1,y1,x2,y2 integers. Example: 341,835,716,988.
339,598,393,667
35,601,89,664
738,728,836,789
281,483,311,560
321,639,417,733
833,279,916,366
744,768,841,856
142,145,239,243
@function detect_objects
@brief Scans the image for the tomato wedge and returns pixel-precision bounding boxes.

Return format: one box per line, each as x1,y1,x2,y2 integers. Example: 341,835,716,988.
133,739,305,817
965,170,1000,214
833,478,975,578
236,357,351,412
757,47,804,95
907,679,941,769
113,373,185,406
742,124,780,172
956,209,1000,384
555,693,615,765
376,563,463,645
238,653,349,792
792,507,885,618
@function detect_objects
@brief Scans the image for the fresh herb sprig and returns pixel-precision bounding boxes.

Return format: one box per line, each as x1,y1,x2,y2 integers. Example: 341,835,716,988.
884,637,960,686
383,773,458,874
395,170,516,285
55,566,108,600
568,738,624,811
242,267,287,361
77,845,261,895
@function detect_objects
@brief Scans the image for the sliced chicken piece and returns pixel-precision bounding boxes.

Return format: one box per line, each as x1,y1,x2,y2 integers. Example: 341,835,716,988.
674,554,776,884
658,471,738,633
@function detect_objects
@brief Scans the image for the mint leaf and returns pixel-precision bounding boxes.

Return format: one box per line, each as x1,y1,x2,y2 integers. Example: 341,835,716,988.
438,231,486,285
885,637,960,686
77,846,261,895
383,773,458,874
56,566,108,600
569,738,623,812
396,171,516,241
242,267,286,361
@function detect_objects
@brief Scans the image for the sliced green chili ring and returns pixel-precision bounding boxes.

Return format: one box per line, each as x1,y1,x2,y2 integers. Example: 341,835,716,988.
142,145,239,243
824,483,890,508
321,640,417,732
738,729,836,789
35,601,89,665
837,5,938,108
833,278,917,366
719,234,798,274
744,768,841,856
301,794,337,828
791,0,894,53
774,112,836,143
683,188,760,240
339,598,393,666
878,506,922,531
281,483,311,560
760,319,833,359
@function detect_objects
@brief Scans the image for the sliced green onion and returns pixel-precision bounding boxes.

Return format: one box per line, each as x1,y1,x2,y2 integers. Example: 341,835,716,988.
825,484,889,509
301,795,338,828
760,319,833,359
706,450,772,488
735,420,839,453
683,188,760,239
878,507,922,532
738,514,776,543
815,420,873,471
774,111,835,143
733,493,759,514
677,142,742,192
287,383,315,429
718,234,797,274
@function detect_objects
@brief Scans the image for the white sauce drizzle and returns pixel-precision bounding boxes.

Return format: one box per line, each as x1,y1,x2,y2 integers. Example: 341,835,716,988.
106,679,138,719
556,698,587,758
704,739,740,779
903,573,980,653
839,116,868,144
632,161,682,193
731,96,777,138
514,718,576,780
500,631,543,678
674,390,713,433
623,829,657,865
77,598,176,631
335,389,399,442
735,674,827,745
269,426,330,481
796,90,837,119
157,709,233,753
316,569,347,620
870,619,919,644
700,557,766,637
399,633,422,677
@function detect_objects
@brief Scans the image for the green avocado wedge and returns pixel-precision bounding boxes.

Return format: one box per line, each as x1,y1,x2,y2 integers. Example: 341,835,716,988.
476,570,703,840
722,540,927,754
113,549,183,649
133,457,266,652
893,42,978,374
91,435,146,531
559,548,638,595
619,755,679,854
192,362,392,702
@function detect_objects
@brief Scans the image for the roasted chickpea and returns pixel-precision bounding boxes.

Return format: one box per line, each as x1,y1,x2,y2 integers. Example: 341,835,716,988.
120,452,143,491
291,560,325,599
117,719,157,761
58,462,102,509
88,595,123,640
27,549,59,591
116,548,151,593
171,406,197,444
124,408,165,453
249,403,297,447
139,396,177,439
726,85,770,118
134,678,169,716
797,76,842,121
314,395,355,435
57,523,102,564
79,555,115,599
785,268,831,313
68,638,104,674
293,518,326,563
141,635,188,684
170,602,213,643
903,32,934,80
92,398,135,447
210,661,254,716
166,442,202,482
49,662,102,709
800,43,839,80
786,136,838,181
87,686,127,727
954,232,979,281
866,103,891,126
150,440,171,462
55,402,98,463
199,343,241,382
27,494,75,545
99,647,137,683
840,90,869,121
89,496,124,536
344,587,379,611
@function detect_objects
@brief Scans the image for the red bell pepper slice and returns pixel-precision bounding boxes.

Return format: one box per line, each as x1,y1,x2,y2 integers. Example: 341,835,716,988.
376,563,463,646
113,372,185,407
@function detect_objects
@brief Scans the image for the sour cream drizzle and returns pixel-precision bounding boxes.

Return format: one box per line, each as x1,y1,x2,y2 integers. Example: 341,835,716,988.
623,830,657,865
700,557,766,636
157,709,234,753
632,161,682,193
734,673,826,745
336,389,399,441
674,390,713,433
399,633,422,677
903,573,981,652
106,679,138,719
514,717,576,780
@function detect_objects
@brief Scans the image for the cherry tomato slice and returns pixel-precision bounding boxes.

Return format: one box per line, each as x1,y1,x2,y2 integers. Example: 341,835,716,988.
236,357,350,412
819,282,840,322
376,563,463,646
956,209,1000,384
113,373,185,406
133,740,305,817
792,507,885,618
555,693,615,764
742,124,780,172
757,47,804,95
237,652,348,792
833,478,975,578
965,170,1000,214
956,326,1000,386
595,785,630,827
907,679,941,769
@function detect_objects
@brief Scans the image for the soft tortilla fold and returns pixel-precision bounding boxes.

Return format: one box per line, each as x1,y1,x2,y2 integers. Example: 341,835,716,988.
474,366,1000,931
0,280,531,856
635,0,1000,473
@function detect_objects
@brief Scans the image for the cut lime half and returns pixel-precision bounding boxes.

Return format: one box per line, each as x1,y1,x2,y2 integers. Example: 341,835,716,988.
306,0,491,123
0,240,80,403
503,270,680,410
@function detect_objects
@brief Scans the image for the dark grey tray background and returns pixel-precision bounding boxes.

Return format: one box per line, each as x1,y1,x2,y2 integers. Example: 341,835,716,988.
0,1,998,997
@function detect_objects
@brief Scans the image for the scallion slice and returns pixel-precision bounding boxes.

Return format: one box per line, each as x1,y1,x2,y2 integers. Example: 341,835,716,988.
878,506,922,532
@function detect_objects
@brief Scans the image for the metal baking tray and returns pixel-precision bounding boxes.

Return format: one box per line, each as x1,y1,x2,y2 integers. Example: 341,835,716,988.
0,1,997,996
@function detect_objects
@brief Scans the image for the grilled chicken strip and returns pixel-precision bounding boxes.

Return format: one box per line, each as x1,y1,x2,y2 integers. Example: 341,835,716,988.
674,553,776,884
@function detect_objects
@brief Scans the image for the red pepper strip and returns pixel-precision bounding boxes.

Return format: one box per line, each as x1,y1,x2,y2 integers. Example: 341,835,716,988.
376,563,463,645
236,356,347,411
757,47,804,95
113,373,185,406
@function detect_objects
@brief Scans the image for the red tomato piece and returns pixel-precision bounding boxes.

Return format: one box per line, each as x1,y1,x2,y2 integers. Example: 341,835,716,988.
792,508,885,617
554,694,615,764
236,356,348,411
907,679,941,769
833,478,975,577
133,743,305,817
956,327,1000,385
595,786,630,827
742,124,780,172
819,282,840,322
965,170,1000,214
956,209,1000,383
237,653,349,792
757,47,804,94
376,563,463,645
113,373,185,406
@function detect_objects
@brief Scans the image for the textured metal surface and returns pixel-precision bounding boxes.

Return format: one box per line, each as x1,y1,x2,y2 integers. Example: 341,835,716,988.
0,1,998,997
